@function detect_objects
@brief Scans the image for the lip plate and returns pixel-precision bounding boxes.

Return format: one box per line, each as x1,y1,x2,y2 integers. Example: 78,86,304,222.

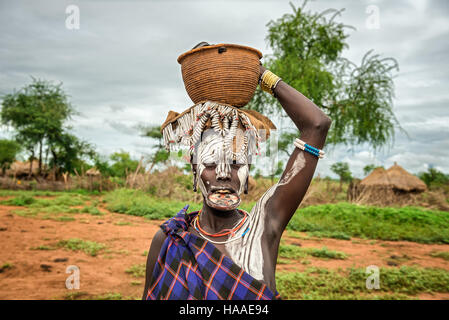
206,187,241,211
205,196,241,212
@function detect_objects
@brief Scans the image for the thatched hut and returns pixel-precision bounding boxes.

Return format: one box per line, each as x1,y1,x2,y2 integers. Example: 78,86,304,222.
348,163,427,206
386,164,427,192
5,160,40,178
86,167,100,176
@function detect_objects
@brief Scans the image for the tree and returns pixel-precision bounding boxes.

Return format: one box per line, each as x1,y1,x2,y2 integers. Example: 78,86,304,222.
248,1,401,151
363,164,376,176
270,160,284,182
49,132,96,176
0,78,76,176
277,131,300,157
418,168,449,188
109,151,142,178
363,164,385,176
330,161,352,191
0,139,21,176
92,154,114,177
139,125,169,172
0,78,97,179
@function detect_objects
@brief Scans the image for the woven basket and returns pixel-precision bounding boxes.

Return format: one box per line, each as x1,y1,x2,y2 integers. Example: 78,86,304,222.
177,44,262,108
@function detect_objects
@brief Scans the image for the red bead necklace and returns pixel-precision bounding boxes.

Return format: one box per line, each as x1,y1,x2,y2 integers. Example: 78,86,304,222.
194,209,248,238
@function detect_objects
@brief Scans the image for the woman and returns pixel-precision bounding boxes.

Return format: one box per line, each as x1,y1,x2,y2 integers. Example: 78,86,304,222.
143,42,331,300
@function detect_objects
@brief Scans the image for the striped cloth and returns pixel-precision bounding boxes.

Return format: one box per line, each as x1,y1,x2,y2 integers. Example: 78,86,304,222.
146,205,281,300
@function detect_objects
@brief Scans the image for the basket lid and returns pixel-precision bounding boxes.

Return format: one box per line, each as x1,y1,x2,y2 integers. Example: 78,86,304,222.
177,43,263,64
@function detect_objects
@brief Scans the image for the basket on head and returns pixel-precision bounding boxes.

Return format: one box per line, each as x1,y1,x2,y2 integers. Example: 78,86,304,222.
177,43,263,108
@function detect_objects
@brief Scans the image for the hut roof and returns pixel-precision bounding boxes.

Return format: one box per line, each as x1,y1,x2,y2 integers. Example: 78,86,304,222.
86,167,100,176
360,167,390,186
385,163,427,192
360,163,427,192
6,160,40,175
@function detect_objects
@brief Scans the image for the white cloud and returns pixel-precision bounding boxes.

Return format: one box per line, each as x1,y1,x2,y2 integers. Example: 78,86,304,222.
1,0,448,178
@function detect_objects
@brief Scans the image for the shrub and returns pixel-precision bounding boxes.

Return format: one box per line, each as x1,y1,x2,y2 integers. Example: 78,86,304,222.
276,266,449,299
125,263,146,278
287,203,449,244
103,188,256,220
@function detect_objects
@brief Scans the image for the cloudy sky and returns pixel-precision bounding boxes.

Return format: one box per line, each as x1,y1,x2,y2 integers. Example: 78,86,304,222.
1,0,448,179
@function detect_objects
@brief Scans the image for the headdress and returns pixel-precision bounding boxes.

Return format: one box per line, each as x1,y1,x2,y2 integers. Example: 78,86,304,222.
160,100,276,163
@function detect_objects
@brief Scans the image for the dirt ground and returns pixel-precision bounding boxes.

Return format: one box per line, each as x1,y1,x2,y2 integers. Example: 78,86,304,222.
1,197,449,300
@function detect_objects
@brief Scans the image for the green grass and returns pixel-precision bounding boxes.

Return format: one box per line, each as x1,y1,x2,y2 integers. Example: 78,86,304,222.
0,193,89,207
0,190,59,197
278,244,347,260
13,207,78,221
13,209,38,218
63,291,132,300
57,238,106,256
94,292,123,300
307,230,351,240
284,230,310,240
276,266,449,300
0,189,102,197
287,203,449,244
63,291,90,300
1,194,36,206
125,263,146,278
430,251,449,261
30,245,55,251
103,188,256,220
307,247,348,260
114,221,132,226
0,262,13,272
278,244,308,259
54,216,76,222
80,206,104,216
104,189,196,219
1,192,104,220
276,258,291,265
102,192,449,244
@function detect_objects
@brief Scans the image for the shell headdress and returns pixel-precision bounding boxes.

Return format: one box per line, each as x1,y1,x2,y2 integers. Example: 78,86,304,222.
161,100,276,163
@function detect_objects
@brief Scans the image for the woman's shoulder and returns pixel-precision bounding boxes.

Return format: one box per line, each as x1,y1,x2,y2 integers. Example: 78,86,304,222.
160,205,200,234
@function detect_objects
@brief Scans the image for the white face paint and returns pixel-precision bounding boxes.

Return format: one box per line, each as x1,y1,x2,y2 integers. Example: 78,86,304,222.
196,132,227,198
194,130,250,209
237,164,249,195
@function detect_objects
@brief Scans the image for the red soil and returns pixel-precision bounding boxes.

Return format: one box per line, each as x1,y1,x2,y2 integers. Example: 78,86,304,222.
0,202,161,300
0,198,448,300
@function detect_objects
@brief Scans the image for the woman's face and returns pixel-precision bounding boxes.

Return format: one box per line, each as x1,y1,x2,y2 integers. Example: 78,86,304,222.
192,130,249,211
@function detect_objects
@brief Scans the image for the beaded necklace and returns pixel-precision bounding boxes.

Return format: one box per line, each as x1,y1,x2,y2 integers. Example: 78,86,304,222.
192,209,251,245
195,209,248,237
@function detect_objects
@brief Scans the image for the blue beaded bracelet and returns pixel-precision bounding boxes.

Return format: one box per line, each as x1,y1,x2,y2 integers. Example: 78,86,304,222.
294,139,325,159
